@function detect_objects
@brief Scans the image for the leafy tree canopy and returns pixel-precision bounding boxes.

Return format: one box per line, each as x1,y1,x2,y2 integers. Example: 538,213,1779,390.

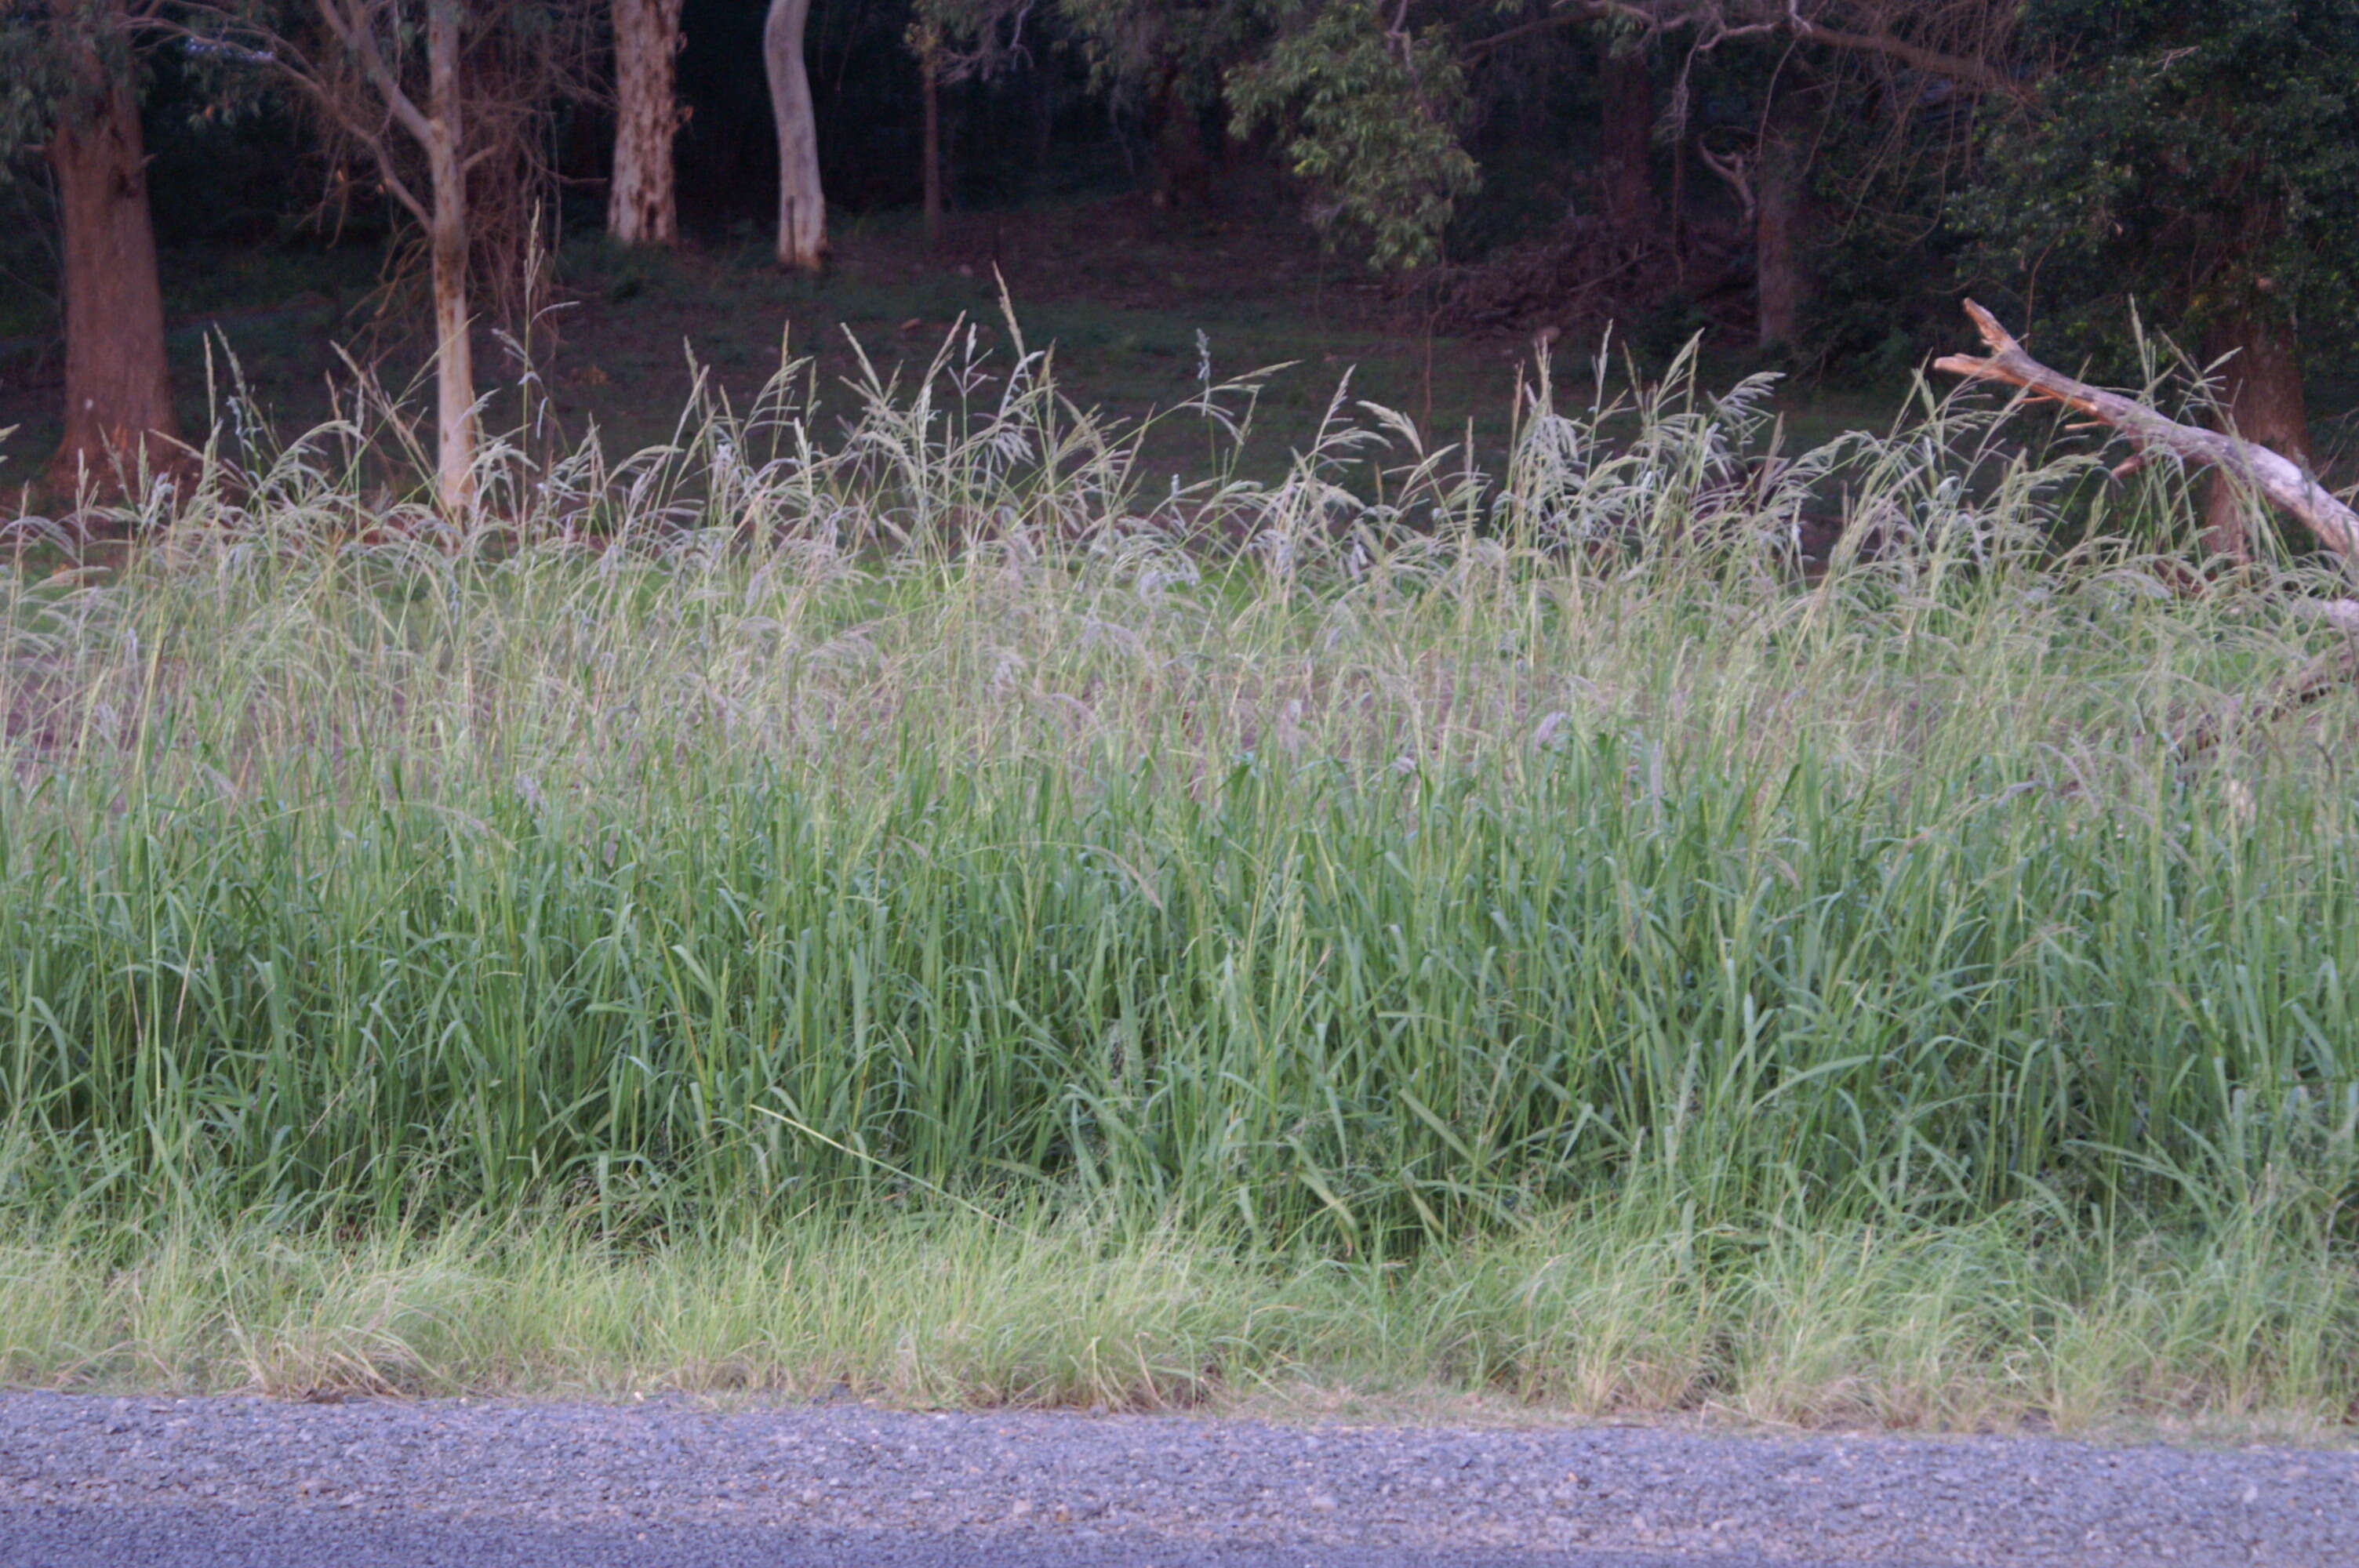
1227,0,1478,267
1959,0,2359,359
0,2,143,172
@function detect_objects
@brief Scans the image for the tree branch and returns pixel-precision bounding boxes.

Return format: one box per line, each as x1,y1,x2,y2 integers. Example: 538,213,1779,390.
1696,137,1756,220
314,0,436,152
1463,5,1626,58
146,0,434,227
1934,299,2359,562
1936,301,2359,765
1780,5,2019,97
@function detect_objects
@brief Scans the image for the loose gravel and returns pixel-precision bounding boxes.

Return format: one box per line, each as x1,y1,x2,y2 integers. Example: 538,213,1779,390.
0,1392,2352,1567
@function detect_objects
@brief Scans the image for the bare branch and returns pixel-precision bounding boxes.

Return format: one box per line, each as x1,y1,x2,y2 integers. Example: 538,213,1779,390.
1778,1,2021,97
149,0,435,225
1538,1,2023,97
1696,138,1757,221
313,0,435,151
2172,639,2359,760
1936,300,2359,562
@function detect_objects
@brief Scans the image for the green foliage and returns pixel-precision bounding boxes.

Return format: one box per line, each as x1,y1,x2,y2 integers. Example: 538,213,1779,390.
1056,0,1256,106
0,1,138,178
1227,0,1478,267
1958,0,2359,355
0,34,63,174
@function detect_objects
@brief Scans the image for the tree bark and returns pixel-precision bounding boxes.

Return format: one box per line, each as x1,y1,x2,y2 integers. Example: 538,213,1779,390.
607,0,685,246
1598,39,1656,236
921,39,943,245
1030,71,1055,174
1147,67,1210,210
425,0,478,514
765,0,826,272
2199,313,2313,561
1755,99,1810,350
43,14,181,501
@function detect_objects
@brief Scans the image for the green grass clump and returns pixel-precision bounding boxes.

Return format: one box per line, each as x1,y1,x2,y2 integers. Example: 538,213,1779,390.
1,1201,2349,1433
0,333,2354,1427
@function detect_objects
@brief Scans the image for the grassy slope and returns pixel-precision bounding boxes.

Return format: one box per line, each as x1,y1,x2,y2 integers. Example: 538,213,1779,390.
0,332,2353,1435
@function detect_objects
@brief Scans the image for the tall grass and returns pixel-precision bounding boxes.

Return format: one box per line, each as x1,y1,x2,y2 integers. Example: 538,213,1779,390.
0,327,2354,1419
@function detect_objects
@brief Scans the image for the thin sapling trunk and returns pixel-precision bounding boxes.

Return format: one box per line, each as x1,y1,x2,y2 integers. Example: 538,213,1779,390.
921,36,943,245
1755,97,1810,351
424,0,477,514
1598,39,1656,237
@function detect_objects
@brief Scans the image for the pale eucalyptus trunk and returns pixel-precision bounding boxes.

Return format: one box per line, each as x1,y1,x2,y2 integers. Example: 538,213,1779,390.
764,0,826,271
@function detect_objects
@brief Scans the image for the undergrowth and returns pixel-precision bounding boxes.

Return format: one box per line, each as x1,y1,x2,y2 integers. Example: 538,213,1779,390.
0,326,2353,1429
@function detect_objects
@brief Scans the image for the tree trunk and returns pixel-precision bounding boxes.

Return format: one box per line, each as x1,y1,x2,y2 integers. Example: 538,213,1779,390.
1669,115,1688,284
1031,71,1055,175
42,17,180,502
765,0,826,272
1755,100,1809,351
2201,314,2313,561
1598,40,1656,236
607,0,685,246
426,0,478,514
921,41,943,245
1147,67,1210,210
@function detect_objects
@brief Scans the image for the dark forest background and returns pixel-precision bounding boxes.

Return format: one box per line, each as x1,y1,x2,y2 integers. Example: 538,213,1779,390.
6,1,2358,509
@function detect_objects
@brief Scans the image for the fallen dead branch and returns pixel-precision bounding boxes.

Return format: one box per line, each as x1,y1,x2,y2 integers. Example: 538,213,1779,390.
1934,299,2359,561
1936,300,2359,764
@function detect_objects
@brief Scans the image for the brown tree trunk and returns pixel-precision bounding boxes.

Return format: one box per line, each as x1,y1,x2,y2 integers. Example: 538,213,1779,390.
426,0,478,514
1598,40,1656,236
921,41,943,245
42,19,181,502
1031,72,1055,174
607,0,685,246
1669,117,1688,284
765,0,826,271
2201,314,2312,561
1755,99,1810,351
1147,67,1210,210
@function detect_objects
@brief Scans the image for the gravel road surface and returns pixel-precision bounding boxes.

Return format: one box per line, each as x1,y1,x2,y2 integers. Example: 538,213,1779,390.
0,1392,2350,1568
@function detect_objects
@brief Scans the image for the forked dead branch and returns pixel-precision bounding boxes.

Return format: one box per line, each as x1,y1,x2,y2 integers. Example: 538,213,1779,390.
1934,299,2359,562
1936,300,2359,760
